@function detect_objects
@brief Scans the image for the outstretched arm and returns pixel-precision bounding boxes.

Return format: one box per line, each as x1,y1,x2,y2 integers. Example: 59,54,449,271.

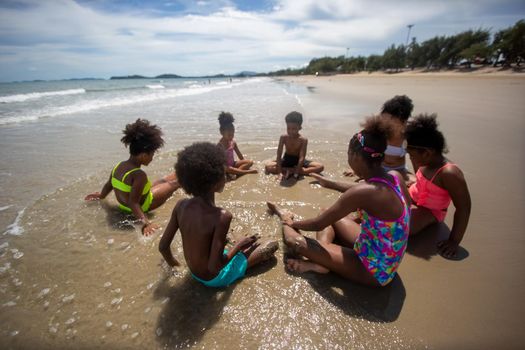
310,173,354,193
159,203,182,267
291,186,362,232
233,142,244,160
129,171,159,235
275,136,285,175
438,169,471,258
294,138,308,177
85,174,113,200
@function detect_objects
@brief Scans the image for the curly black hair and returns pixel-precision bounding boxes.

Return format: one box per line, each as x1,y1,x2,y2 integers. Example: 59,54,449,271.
285,111,303,126
175,142,226,197
121,118,164,155
218,111,235,132
405,113,448,154
349,115,393,166
381,95,414,122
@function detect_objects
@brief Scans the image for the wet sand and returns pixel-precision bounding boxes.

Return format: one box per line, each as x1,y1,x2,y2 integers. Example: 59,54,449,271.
0,74,524,349
282,72,525,348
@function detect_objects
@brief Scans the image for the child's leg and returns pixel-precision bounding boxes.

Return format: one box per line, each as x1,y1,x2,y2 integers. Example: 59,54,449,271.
152,172,178,187
149,180,179,211
267,202,378,286
244,240,278,268
236,159,254,170
331,215,361,247
264,161,279,174
410,206,438,235
301,161,324,175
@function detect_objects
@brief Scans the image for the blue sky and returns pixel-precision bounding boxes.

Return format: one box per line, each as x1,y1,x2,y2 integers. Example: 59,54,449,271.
0,0,523,82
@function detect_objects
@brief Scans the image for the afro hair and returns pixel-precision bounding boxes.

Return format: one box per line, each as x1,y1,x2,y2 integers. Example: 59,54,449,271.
121,118,164,155
175,142,226,197
381,95,414,122
405,113,448,154
218,111,235,131
350,115,393,165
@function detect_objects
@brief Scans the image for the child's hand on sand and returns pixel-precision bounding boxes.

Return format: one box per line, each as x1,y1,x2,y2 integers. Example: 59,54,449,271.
84,192,102,201
142,222,160,236
237,235,258,249
309,173,329,187
247,169,258,174
343,169,354,177
437,239,459,259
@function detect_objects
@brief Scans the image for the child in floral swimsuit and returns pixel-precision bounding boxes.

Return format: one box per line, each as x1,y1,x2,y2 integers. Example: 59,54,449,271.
268,116,411,287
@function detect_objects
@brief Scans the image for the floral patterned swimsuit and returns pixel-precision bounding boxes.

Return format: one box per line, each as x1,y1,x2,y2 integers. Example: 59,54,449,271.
353,176,410,286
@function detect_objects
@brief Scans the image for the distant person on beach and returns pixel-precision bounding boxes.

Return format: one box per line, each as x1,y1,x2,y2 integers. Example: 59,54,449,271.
268,116,411,287
265,111,324,180
405,114,471,259
217,111,257,179
85,119,179,235
159,142,278,288
345,95,414,181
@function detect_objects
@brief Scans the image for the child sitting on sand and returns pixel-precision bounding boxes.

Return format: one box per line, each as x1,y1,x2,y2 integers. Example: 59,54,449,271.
159,142,278,288
85,119,179,235
405,114,471,259
265,111,324,179
268,116,411,287
217,111,257,178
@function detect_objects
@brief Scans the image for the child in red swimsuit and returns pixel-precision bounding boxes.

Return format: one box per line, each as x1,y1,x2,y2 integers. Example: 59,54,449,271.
405,114,472,259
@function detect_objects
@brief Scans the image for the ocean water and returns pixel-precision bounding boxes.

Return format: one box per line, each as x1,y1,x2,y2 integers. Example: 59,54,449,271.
0,77,418,349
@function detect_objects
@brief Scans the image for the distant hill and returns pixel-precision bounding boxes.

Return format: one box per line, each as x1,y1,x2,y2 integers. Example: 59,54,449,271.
109,72,259,79
110,75,148,80
235,71,258,77
155,74,182,79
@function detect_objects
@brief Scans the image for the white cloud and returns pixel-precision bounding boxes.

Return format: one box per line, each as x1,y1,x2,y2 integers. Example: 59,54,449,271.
0,0,523,81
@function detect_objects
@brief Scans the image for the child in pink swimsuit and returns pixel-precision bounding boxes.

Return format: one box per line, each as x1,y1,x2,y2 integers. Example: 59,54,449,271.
217,112,257,179
405,114,472,259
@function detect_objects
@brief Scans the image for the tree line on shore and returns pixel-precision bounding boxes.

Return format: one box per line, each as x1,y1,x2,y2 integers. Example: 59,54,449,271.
267,19,524,76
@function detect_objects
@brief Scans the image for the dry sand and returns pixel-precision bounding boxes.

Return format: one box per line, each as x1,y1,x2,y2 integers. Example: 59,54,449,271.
281,72,525,348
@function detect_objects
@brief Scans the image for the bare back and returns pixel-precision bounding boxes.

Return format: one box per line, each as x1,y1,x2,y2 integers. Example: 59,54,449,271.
175,198,229,280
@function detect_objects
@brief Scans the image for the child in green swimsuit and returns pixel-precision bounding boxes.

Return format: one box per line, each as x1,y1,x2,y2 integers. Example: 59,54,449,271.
159,142,277,288
85,119,179,235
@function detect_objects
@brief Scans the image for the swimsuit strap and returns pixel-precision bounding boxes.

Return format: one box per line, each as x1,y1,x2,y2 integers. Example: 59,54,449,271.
368,176,406,206
429,163,456,183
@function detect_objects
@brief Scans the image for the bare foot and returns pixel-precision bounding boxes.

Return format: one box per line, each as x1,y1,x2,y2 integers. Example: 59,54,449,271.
254,240,278,260
286,258,329,274
267,202,294,224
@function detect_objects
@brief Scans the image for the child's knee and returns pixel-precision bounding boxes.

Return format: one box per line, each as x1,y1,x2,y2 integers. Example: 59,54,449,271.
284,232,307,250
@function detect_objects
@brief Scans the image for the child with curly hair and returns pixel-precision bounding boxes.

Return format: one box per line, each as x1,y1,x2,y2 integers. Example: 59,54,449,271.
268,116,411,287
265,111,324,180
85,119,179,235
159,142,277,288
217,112,257,179
406,114,471,259
344,95,414,180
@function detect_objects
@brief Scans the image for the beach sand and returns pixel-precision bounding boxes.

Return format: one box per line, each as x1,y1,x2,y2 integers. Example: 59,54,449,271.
281,72,525,348
0,73,524,349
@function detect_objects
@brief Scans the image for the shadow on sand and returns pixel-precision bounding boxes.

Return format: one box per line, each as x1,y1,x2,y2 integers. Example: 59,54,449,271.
289,266,406,323
153,258,277,348
406,222,469,261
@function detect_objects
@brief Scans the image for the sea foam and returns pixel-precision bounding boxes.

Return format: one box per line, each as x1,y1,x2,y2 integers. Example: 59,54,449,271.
0,89,86,103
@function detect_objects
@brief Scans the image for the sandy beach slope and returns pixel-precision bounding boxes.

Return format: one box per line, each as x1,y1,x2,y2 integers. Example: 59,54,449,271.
280,72,525,348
